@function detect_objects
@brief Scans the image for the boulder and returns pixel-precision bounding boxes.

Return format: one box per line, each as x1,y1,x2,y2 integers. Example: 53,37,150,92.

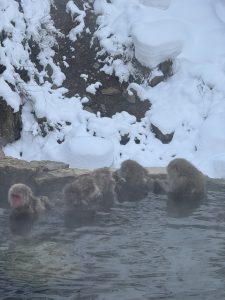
0,97,22,146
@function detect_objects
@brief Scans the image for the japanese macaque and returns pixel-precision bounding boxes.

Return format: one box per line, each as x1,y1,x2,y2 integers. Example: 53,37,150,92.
63,168,116,227
166,158,206,216
92,167,116,211
114,159,154,202
8,183,50,214
64,174,101,211
9,210,35,235
8,183,50,234
63,175,97,228
64,169,116,211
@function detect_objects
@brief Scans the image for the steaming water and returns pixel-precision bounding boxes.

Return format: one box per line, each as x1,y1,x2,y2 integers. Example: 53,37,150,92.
0,182,225,300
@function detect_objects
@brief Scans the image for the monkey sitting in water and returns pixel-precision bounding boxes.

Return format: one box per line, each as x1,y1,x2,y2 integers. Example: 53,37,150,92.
166,158,206,216
8,183,50,234
114,159,155,202
92,167,116,211
63,168,116,227
8,183,50,214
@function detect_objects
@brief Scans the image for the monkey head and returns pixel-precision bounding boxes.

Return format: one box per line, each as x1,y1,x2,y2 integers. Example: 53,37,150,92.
64,174,102,209
8,183,33,210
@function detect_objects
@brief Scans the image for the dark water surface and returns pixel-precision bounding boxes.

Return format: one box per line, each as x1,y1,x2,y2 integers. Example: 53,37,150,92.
1,185,225,299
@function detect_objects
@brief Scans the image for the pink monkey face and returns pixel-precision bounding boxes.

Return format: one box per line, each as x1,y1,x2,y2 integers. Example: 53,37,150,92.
10,193,23,208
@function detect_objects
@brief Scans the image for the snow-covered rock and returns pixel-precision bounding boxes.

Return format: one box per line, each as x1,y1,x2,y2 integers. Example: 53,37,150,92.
140,0,171,10
67,136,114,169
132,20,188,68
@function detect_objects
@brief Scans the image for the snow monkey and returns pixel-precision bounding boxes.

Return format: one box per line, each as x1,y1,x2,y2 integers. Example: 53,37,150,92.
114,159,155,202
63,168,116,227
8,183,50,214
8,183,50,234
166,158,206,215
64,173,102,211
64,168,116,212
92,167,116,211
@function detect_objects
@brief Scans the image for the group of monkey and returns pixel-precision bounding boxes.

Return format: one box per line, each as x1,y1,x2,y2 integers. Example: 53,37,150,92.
8,158,206,233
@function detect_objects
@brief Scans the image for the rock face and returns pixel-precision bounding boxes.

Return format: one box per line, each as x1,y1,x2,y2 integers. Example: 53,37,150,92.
0,97,22,146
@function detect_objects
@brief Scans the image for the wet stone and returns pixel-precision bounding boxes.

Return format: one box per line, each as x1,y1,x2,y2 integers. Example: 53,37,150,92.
101,87,121,96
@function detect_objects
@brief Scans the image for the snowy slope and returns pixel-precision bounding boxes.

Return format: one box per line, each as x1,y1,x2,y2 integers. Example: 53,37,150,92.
1,0,225,177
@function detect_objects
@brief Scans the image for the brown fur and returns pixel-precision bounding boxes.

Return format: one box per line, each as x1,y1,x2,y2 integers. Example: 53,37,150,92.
8,183,49,214
167,158,206,206
63,174,101,210
92,167,116,210
114,159,154,202
64,169,116,212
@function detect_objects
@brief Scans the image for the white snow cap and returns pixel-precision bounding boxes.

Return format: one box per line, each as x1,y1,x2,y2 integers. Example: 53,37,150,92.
132,20,187,68
67,136,114,169
140,0,171,10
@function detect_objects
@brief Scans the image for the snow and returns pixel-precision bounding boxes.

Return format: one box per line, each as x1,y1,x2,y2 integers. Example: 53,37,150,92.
132,20,187,68
80,74,88,81
1,0,225,178
86,82,102,94
66,0,86,42
66,136,114,169
140,0,171,9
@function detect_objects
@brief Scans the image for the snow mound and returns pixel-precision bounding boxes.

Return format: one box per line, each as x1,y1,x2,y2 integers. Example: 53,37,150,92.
132,20,188,68
214,0,225,24
66,0,86,42
197,113,225,157
206,154,225,178
86,82,102,94
140,0,171,10
67,136,114,169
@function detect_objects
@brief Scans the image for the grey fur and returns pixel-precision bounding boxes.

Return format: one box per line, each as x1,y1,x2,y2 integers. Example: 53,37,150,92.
114,159,154,202
8,183,49,214
64,168,116,211
166,158,206,214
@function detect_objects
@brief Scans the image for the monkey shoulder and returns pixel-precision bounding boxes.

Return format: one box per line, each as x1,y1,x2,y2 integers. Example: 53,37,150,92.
32,195,50,213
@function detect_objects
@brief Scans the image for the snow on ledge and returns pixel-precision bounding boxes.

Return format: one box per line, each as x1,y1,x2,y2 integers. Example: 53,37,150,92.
140,0,171,10
132,19,188,68
66,0,86,42
67,136,114,169
86,82,102,94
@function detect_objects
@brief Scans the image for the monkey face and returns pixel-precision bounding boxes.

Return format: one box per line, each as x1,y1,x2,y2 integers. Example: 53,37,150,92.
10,193,24,208
8,184,32,210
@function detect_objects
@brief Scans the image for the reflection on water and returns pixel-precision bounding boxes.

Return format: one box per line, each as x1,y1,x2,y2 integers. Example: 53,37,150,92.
1,185,225,299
